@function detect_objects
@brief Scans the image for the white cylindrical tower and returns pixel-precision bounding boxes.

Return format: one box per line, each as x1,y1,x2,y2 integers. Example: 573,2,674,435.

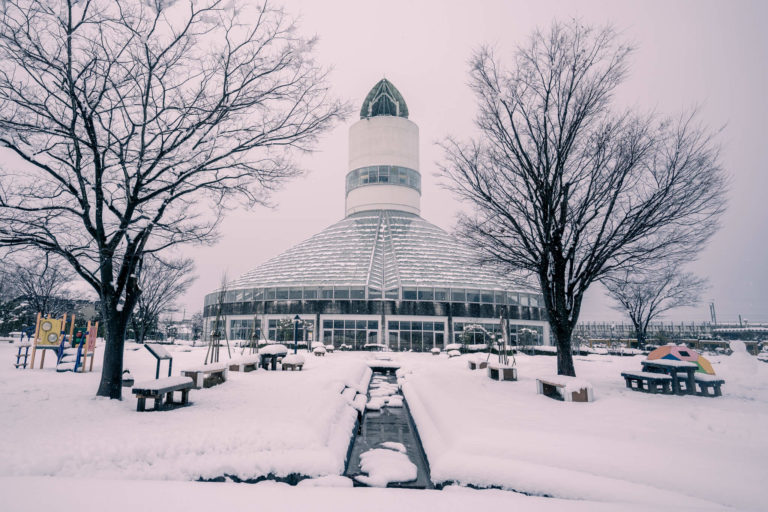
345,79,421,216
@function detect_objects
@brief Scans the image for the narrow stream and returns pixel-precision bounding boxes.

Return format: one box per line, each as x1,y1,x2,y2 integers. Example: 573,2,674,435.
344,370,433,489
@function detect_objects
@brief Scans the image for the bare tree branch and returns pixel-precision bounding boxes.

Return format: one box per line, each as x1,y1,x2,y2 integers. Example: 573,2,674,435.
440,21,726,376
0,0,349,398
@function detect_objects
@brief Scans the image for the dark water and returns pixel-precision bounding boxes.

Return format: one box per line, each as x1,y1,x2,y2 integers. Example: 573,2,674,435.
344,372,433,489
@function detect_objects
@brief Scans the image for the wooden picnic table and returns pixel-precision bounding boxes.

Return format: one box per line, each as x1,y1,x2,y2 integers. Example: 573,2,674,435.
641,359,698,395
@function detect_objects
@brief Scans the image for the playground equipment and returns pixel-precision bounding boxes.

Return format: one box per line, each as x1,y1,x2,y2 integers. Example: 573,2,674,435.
29,313,71,369
56,321,99,373
13,327,35,369
25,313,98,372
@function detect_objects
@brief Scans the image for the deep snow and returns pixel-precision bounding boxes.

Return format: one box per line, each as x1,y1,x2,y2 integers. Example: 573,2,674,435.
1,342,765,510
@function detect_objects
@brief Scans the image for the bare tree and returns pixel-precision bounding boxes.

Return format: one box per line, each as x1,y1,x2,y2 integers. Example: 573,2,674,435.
130,256,195,344
9,254,74,317
440,21,726,376
603,267,707,346
0,0,347,398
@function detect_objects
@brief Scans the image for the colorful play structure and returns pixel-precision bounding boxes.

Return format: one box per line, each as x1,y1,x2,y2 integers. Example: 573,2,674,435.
647,344,715,375
16,313,98,373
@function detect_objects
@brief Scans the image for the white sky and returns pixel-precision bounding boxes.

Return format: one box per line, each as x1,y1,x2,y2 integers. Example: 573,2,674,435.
8,0,765,324
175,0,768,324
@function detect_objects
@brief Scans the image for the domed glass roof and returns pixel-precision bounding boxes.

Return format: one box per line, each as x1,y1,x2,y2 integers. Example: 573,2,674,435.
227,210,533,294
360,79,409,119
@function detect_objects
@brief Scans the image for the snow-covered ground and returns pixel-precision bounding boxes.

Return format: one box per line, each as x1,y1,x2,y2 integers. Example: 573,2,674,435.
402,350,768,511
1,342,765,510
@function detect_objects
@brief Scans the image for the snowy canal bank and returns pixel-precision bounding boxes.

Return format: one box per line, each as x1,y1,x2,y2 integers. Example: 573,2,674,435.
1,343,766,510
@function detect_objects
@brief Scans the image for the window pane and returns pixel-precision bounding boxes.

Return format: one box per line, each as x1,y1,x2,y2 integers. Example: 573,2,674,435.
323,320,333,329
507,292,518,305
334,320,343,329
368,320,378,330
434,288,448,301
400,321,411,331
321,287,333,299
402,287,417,300
451,289,466,301
350,288,365,299
494,292,505,304
481,292,493,303
418,288,434,300
304,288,317,299
289,288,302,299
388,321,398,331
266,288,276,300
467,290,481,302
334,287,349,299
434,322,444,331
276,288,289,300
356,320,366,329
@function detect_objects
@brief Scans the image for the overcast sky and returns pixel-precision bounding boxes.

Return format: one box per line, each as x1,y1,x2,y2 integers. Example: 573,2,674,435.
170,0,768,324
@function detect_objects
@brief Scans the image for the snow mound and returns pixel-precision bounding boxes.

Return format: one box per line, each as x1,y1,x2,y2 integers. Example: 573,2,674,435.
259,344,288,355
380,442,406,453
354,448,417,487
296,475,353,487
282,354,305,365
366,397,386,411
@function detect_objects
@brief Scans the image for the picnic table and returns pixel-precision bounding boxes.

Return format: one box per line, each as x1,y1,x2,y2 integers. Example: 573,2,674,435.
132,376,194,411
228,354,261,372
641,359,698,395
181,362,229,389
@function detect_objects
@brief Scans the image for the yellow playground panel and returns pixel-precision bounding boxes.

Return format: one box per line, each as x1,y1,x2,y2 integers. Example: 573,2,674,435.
29,313,74,369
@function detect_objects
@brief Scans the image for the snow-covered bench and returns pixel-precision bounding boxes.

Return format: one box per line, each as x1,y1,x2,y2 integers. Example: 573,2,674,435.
132,376,194,411
621,371,673,394
694,373,725,397
537,376,594,402
228,354,261,372
181,362,229,389
468,358,488,370
487,362,517,381
282,354,305,371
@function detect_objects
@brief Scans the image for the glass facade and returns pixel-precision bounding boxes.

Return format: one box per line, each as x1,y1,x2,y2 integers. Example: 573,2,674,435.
387,320,445,352
452,322,544,346
206,286,543,308
267,318,314,343
229,319,260,340
346,166,421,194
322,319,379,349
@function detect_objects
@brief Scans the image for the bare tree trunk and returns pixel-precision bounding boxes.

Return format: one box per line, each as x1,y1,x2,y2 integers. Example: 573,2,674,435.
97,308,128,399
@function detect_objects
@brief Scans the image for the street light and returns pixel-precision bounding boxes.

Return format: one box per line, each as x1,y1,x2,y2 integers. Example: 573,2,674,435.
293,315,301,354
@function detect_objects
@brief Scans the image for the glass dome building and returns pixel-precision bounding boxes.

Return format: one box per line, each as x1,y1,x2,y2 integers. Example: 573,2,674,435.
203,79,549,350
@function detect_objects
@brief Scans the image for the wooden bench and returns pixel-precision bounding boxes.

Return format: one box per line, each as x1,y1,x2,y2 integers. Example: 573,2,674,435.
229,354,261,372
488,363,517,381
181,362,229,389
621,371,673,394
536,376,594,402
468,360,488,370
694,373,725,397
132,376,194,411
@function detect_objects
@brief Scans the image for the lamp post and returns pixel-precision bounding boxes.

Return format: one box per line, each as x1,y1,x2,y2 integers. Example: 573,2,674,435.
293,315,301,354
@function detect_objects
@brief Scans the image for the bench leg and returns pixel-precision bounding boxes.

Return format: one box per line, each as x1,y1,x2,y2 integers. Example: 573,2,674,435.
137,397,146,412
166,391,175,405
181,389,190,405
154,395,164,411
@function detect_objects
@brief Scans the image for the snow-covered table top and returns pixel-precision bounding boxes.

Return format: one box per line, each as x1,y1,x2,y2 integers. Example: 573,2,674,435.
642,359,698,368
621,371,673,380
132,376,193,390
181,362,229,373
259,344,289,356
